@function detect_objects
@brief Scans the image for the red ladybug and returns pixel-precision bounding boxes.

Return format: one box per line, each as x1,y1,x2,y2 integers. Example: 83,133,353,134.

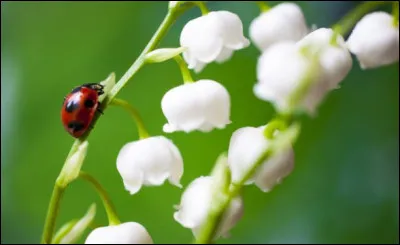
61,83,104,138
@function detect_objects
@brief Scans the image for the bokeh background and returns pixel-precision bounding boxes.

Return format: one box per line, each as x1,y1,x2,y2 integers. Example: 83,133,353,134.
1,1,399,244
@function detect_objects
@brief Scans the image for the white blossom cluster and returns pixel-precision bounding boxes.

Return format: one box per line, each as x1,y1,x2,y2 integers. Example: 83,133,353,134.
82,2,398,243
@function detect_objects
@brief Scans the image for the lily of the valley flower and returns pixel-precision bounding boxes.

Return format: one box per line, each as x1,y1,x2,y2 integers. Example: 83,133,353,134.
227,126,294,192
180,10,250,72
254,41,323,114
116,136,183,195
161,79,231,133
296,28,352,90
249,2,309,51
85,222,153,244
173,176,243,239
346,11,399,69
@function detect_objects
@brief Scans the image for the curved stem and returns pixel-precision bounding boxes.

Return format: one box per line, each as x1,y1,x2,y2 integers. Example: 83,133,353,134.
110,98,150,139
79,171,120,226
174,55,194,83
42,3,195,243
332,1,388,37
287,49,320,112
41,183,65,244
195,147,273,244
66,7,181,152
195,1,209,15
263,119,288,140
195,118,300,244
255,1,270,13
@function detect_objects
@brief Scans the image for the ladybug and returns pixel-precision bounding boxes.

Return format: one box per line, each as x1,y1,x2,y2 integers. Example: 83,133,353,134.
61,83,104,138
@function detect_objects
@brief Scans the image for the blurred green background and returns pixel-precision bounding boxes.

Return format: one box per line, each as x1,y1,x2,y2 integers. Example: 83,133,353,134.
1,1,398,244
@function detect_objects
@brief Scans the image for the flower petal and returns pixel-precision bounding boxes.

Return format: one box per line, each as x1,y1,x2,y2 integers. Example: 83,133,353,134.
346,11,399,69
180,10,250,72
180,13,224,63
161,80,231,133
173,176,212,229
255,42,312,111
85,222,153,244
116,137,184,195
249,2,309,51
254,147,295,192
228,127,269,184
198,80,231,128
174,176,244,240
215,47,234,63
227,126,295,192
296,28,352,89
214,11,250,50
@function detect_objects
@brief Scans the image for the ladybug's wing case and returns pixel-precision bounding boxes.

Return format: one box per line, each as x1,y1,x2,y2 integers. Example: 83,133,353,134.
61,88,99,138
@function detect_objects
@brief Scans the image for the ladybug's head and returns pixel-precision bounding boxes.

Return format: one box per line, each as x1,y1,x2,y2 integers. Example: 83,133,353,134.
82,83,105,96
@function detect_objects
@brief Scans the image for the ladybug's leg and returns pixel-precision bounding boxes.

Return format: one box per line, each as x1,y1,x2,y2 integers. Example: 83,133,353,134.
97,102,104,115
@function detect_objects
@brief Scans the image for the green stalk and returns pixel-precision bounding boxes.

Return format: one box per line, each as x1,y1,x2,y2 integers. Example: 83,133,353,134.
41,5,190,243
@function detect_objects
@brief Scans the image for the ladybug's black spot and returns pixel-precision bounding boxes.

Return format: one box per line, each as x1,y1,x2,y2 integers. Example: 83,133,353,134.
65,100,80,113
84,99,95,108
67,121,85,132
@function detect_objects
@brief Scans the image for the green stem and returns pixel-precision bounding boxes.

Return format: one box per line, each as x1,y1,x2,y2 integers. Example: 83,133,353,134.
66,7,181,152
393,1,399,26
287,48,320,113
41,183,65,244
194,195,230,244
255,1,270,13
42,3,194,243
79,171,120,226
110,98,150,139
332,1,388,37
195,147,273,244
195,118,294,244
175,55,194,83
263,119,288,140
195,1,209,15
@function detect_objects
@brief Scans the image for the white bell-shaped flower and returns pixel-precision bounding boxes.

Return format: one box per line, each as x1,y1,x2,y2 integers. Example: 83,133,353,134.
227,126,294,192
180,11,250,72
161,79,231,133
254,41,324,114
85,222,153,244
346,11,399,69
116,136,183,195
173,176,243,239
249,2,309,51
296,28,353,90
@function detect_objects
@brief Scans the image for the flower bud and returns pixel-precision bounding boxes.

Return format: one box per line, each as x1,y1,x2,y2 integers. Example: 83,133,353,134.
57,141,88,188
55,204,96,244
145,47,187,63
